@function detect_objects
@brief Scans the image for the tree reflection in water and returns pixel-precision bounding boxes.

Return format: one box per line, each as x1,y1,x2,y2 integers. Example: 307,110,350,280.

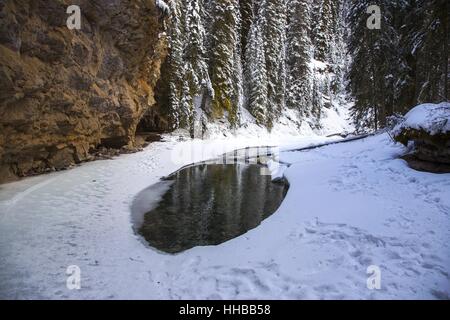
139,164,289,253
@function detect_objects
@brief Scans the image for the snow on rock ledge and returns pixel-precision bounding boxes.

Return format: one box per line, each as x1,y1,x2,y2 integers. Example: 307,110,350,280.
393,102,450,169
393,102,450,136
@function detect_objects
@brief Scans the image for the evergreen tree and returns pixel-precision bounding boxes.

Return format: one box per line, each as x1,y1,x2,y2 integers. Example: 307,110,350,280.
233,4,244,127
184,0,212,134
239,0,254,61
328,0,347,97
166,0,185,129
246,21,269,126
309,0,345,128
347,0,400,131
286,0,313,120
395,0,420,114
260,0,287,127
314,0,335,62
406,0,449,103
209,0,240,126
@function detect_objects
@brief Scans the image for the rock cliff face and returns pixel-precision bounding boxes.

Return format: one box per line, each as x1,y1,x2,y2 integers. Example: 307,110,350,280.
0,0,168,183
396,130,450,173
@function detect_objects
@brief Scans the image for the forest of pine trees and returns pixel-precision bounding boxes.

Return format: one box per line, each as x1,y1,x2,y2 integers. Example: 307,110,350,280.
156,0,449,135
348,0,449,132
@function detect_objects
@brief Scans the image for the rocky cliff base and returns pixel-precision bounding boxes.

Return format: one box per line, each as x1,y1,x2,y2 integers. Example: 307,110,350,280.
398,130,450,173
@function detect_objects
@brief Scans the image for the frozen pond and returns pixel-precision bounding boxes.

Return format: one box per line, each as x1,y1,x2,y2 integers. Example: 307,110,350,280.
133,163,288,253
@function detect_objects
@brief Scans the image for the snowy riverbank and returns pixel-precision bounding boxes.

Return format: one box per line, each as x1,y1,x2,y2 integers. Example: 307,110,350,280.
0,132,449,299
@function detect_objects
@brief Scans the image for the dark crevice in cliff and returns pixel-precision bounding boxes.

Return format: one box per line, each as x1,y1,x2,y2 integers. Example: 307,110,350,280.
136,109,166,134
98,137,129,150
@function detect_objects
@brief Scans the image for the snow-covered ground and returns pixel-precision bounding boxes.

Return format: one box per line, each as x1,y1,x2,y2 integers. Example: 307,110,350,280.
204,102,354,139
0,129,449,299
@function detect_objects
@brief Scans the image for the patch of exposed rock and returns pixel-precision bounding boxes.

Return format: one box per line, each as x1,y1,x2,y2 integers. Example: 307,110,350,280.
0,0,168,183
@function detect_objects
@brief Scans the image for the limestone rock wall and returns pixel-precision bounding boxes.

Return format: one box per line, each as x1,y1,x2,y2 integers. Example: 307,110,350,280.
0,0,168,182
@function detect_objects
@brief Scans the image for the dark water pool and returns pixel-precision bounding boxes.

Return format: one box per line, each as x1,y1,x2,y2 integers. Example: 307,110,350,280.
134,163,288,253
